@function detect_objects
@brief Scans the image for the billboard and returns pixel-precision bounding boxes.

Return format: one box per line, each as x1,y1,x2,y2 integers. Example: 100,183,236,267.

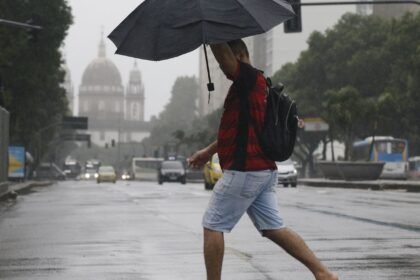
8,146,25,179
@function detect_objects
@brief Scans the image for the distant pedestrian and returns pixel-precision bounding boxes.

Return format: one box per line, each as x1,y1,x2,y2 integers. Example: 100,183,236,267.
189,39,338,280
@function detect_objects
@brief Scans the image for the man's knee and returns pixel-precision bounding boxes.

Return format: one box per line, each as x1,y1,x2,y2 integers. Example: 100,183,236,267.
204,227,224,240
261,228,286,239
262,229,276,238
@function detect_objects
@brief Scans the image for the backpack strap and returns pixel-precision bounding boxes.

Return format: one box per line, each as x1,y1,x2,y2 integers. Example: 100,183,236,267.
231,63,258,171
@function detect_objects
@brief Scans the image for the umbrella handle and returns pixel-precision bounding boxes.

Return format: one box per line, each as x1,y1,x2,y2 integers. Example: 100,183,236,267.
203,44,214,104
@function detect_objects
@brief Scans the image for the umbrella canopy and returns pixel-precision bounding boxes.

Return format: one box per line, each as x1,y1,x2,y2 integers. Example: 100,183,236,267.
108,0,295,61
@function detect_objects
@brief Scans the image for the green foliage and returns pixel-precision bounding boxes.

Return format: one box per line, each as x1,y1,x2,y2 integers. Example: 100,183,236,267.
323,86,376,159
272,12,420,162
0,0,73,157
142,76,203,157
159,76,199,125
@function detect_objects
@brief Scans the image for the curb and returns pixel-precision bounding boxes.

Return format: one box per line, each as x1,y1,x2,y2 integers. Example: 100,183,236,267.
300,178,420,192
0,182,10,200
0,181,53,201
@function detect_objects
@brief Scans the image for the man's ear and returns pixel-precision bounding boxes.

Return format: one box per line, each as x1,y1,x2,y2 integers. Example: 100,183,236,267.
234,53,242,61
239,52,249,62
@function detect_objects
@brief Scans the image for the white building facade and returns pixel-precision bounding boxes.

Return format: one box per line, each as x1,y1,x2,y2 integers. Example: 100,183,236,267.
372,0,420,18
78,35,150,146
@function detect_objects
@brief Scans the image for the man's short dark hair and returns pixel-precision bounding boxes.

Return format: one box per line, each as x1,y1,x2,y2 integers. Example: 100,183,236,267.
228,39,249,58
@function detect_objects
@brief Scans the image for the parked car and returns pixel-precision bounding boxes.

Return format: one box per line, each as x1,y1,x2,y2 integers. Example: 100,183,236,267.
158,160,186,184
35,162,66,181
276,159,298,187
203,153,223,190
97,166,117,184
408,157,420,180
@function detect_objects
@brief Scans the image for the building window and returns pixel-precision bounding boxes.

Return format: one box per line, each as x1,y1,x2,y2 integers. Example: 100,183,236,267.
132,103,138,119
83,101,89,112
99,101,105,111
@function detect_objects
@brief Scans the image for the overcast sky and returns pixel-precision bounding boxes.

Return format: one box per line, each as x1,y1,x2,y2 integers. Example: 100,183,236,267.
64,0,355,121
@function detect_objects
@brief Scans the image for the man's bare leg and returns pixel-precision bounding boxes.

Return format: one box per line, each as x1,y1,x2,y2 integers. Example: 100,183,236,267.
263,228,338,280
204,228,224,280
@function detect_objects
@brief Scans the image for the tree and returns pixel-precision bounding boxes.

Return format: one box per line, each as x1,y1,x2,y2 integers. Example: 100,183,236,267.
323,86,376,160
159,76,199,125
0,0,73,160
378,13,420,155
272,12,420,168
142,76,199,157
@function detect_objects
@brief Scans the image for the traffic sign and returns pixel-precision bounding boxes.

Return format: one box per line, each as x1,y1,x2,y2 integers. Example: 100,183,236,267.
60,134,90,142
62,116,88,130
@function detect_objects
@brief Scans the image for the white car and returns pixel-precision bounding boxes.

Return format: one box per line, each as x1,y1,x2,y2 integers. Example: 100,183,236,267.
82,167,98,180
276,159,298,187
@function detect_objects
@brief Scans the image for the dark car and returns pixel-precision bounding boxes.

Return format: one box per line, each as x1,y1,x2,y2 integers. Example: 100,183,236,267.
63,161,82,179
35,162,66,181
158,160,186,185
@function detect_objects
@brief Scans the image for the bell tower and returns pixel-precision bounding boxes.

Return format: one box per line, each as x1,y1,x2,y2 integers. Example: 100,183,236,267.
126,61,145,121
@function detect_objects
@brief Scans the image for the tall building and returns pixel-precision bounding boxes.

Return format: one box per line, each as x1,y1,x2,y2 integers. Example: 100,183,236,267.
356,0,373,15
78,34,150,146
372,0,420,18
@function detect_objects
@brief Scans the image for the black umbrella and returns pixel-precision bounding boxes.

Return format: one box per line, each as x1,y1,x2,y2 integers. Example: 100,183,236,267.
108,0,295,93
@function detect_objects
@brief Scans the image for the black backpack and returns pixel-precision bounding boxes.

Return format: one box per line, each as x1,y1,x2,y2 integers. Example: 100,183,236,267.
231,64,299,170
258,78,298,162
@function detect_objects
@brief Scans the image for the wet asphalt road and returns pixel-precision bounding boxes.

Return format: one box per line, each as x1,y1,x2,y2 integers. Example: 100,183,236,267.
0,180,419,280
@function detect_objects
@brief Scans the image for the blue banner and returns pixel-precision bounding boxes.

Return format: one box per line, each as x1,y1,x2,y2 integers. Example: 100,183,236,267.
8,146,25,179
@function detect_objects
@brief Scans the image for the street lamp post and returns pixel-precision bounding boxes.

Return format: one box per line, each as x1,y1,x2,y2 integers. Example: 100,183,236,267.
0,19,42,30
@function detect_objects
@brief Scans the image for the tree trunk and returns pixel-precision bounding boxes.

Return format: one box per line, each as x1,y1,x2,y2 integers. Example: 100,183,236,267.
329,128,335,162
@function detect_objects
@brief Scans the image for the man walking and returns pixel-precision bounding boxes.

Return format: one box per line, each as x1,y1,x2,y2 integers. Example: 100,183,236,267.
188,40,338,280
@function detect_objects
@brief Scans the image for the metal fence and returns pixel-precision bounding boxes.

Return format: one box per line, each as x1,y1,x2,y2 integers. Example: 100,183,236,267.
0,106,9,184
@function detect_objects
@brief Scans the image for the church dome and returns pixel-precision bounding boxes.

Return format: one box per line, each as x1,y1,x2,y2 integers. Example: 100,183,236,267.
80,36,123,91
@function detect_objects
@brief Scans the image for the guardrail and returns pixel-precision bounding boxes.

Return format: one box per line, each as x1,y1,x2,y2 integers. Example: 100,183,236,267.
0,106,9,184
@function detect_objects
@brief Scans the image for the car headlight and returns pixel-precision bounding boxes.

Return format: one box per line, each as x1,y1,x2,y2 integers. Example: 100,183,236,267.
292,170,298,175
95,173,99,178
85,174,90,179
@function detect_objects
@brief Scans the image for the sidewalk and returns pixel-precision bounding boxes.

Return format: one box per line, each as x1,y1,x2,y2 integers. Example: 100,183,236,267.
300,178,420,192
0,182,9,198
0,181,52,200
